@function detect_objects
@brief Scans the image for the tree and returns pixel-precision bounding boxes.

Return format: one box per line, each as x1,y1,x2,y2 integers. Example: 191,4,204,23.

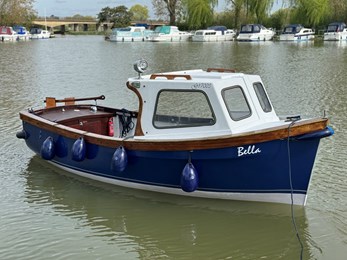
98,7,114,23
0,0,36,26
227,0,245,29
152,0,182,25
268,8,291,30
329,0,347,21
129,4,149,21
247,0,274,23
293,0,330,26
97,5,133,28
186,0,217,29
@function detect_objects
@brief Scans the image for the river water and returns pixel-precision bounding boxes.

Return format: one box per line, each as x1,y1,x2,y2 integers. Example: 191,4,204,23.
0,36,346,259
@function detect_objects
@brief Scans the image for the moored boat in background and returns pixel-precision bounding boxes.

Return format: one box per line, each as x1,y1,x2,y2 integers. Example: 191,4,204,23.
109,26,153,42
147,25,192,42
192,26,236,42
279,24,315,41
30,28,51,39
0,26,18,42
13,26,31,41
324,22,347,41
237,24,275,41
17,60,334,206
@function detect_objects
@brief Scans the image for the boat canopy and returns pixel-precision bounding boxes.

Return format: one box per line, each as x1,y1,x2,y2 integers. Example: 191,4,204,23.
207,26,227,32
326,22,347,32
0,26,15,35
13,26,28,35
282,24,303,34
154,25,176,34
30,28,43,34
239,24,265,34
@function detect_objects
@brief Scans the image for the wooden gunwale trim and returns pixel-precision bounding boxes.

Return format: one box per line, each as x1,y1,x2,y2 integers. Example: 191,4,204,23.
20,110,329,151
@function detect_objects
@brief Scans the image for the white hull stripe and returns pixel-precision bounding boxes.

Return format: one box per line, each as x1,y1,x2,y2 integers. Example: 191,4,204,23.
49,161,307,206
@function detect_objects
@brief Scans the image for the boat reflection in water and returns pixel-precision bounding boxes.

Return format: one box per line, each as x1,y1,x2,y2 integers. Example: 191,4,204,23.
24,156,314,259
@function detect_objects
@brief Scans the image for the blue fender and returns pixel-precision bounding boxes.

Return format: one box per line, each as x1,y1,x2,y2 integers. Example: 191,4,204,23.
40,136,55,160
71,137,86,162
111,146,128,172
180,162,199,192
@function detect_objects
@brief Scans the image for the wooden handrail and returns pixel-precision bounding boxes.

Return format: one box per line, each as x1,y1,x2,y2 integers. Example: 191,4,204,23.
44,95,105,108
150,74,192,80
207,68,236,73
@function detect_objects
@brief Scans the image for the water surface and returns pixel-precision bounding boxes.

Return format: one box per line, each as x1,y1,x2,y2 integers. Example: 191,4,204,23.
0,36,346,259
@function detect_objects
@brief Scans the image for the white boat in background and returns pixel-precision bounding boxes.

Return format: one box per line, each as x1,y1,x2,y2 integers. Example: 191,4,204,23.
30,28,51,39
324,22,347,41
192,26,236,42
237,24,275,41
13,26,31,41
147,25,192,42
0,26,18,42
109,26,153,42
279,24,314,41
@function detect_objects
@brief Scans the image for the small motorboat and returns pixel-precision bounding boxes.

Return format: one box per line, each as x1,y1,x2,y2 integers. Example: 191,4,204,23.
0,26,18,42
192,26,236,42
30,28,51,39
17,60,334,206
324,22,347,41
237,24,275,41
13,26,31,41
109,26,153,42
147,26,192,42
279,24,315,41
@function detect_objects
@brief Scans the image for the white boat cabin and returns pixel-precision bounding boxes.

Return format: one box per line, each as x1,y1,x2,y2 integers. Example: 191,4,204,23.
126,66,279,140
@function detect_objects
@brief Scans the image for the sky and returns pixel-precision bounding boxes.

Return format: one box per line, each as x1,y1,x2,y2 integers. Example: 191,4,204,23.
34,0,153,18
33,0,230,19
34,0,282,19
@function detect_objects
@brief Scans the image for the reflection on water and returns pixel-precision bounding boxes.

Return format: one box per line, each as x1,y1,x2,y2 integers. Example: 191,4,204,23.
24,157,309,259
1,35,347,259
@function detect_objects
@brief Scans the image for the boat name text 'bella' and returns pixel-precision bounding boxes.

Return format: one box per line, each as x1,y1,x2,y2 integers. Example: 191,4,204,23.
237,145,261,157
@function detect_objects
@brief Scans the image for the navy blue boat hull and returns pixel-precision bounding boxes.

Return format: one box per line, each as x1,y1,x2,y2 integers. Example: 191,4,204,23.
21,121,332,205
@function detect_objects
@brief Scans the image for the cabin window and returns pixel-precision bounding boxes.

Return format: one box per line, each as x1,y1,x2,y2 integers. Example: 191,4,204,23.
241,25,253,33
222,86,251,121
253,82,272,113
153,90,215,128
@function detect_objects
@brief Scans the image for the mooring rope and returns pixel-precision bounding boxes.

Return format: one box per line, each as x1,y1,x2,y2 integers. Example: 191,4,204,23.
287,119,304,260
